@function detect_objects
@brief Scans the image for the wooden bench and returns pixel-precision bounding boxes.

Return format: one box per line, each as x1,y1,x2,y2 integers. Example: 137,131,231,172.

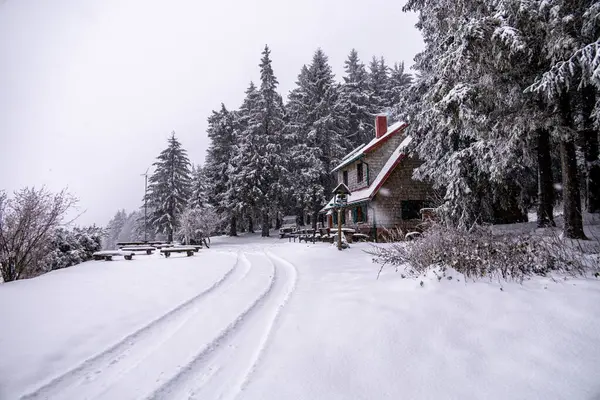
154,243,174,249
318,228,335,243
92,251,134,261
297,229,317,243
352,233,370,242
120,246,156,255
160,247,196,258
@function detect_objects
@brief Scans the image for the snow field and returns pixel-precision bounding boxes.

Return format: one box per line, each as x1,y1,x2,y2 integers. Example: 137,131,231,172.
1,235,599,399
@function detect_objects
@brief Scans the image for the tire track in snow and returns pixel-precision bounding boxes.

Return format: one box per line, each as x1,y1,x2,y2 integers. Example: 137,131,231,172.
234,251,298,397
21,252,242,400
94,252,275,400
147,251,297,400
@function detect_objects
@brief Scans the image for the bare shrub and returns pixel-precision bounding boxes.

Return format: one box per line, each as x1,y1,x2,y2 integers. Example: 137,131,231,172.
368,223,598,282
0,187,77,282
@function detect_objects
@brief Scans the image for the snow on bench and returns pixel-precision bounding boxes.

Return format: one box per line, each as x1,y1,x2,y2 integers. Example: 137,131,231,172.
159,247,196,258
120,246,157,255
352,233,370,242
92,251,135,261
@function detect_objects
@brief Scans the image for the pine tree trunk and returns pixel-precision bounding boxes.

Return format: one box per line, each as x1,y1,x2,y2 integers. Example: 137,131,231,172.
167,228,173,243
536,129,555,227
311,208,318,230
248,215,254,233
261,209,270,237
560,139,586,238
559,94,586,239
229,215,237,237
239,212,246,233
581,85,600,213
275,212,282,230
296,206,304,226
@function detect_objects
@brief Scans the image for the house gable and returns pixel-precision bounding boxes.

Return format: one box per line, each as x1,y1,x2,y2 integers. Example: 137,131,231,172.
335,122,408,193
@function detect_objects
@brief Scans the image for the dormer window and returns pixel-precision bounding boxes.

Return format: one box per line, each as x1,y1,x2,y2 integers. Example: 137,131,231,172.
357,163,364,183
343,170,349,186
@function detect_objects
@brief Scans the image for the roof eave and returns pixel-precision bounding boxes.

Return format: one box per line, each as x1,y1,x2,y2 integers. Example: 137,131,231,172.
331,153,365,173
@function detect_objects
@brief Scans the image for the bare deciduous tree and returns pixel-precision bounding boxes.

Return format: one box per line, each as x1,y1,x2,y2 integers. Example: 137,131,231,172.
0,187,77,282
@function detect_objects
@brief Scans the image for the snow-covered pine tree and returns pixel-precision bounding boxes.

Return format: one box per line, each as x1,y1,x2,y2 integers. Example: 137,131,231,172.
233,46,287,237
288,49,348,228
204,104,237,235
526,0,599,230
387,62,413,107
104,209,127,249
133,208,155,241
117,211,141,242
146,132,192,242
229,83,260,234
285,65,313,225
338,49,373,148
368,56,390,113
190,164,209,209
402,0,555,228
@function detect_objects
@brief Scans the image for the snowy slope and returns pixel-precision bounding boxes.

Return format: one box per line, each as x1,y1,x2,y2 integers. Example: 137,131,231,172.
1,235,599,399
0,251,236,399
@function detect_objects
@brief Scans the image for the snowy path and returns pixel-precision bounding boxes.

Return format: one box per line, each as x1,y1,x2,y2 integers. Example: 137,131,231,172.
20,250,297,400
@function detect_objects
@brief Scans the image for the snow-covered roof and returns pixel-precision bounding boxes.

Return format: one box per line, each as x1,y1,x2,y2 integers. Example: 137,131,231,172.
331,121,407,173
340,143,366,162
321,135,413,212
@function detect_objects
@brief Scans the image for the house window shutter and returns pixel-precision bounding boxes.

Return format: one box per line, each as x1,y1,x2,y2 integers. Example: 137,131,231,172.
353,208,357,223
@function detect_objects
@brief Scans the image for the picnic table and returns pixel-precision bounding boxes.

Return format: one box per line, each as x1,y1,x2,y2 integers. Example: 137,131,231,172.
160,247,196,258
297,228,317,243
120,246,156,255
92,250,135,261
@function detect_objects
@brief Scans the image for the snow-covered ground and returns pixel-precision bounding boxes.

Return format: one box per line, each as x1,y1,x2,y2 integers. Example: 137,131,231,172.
1,234,599,399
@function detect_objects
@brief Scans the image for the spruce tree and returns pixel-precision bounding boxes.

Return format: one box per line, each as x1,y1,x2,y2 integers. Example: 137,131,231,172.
146,132,191,242
190,165,209,209
204,104,237,235
402,0,557,228
105,209,127,249
229,82,260,235
232,46,286,237
288,49,347,228
338,49,373,147
387,62,412,106
525,0,597,237
368,56,390,113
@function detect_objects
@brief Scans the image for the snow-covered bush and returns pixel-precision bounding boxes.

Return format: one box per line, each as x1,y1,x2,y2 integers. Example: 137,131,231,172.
369,223,596,282
177,207,222,244
43,226,104,273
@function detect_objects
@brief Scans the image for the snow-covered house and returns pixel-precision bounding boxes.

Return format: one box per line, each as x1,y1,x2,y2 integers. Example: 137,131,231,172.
320,115,432,237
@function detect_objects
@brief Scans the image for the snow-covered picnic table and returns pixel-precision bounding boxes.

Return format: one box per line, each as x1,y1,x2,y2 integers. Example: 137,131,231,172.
92,250,135,261
120,246,157,255
159,247,196,258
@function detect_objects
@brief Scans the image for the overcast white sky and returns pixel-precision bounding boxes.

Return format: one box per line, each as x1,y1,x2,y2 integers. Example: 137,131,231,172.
0,0,423,227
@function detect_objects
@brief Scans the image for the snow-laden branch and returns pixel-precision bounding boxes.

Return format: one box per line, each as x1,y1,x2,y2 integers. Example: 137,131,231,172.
526,41,600,98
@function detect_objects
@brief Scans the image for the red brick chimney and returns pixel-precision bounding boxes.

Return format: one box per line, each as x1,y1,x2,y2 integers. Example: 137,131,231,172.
375,115,387,139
